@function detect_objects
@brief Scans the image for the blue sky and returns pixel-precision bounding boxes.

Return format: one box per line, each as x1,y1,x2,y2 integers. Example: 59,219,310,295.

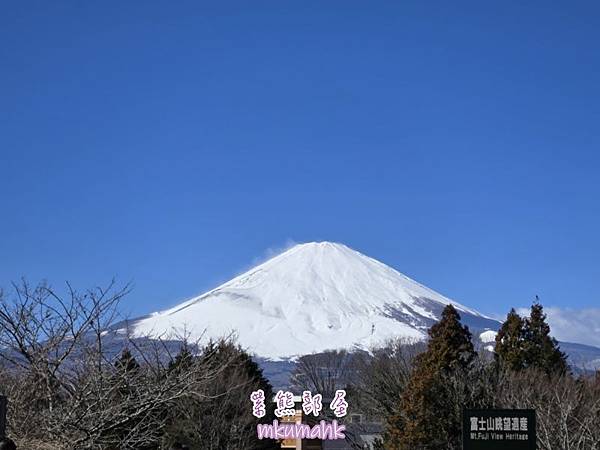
2,1,599,327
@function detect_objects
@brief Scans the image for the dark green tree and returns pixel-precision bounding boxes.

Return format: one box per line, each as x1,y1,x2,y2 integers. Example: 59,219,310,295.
523,299,568,375
115,348,140,373
113,348,141,399
105,349,156,450
384,305,477,450
495,300,569,375
163,339,278,450
168,342,195,373
494,308,526,371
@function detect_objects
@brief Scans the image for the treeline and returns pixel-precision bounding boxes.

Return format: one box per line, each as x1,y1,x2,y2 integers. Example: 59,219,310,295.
0,281,279,450
292,303,600,450
2,279,599,450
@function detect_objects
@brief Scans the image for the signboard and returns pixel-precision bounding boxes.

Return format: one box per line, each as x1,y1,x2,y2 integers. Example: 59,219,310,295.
463,409,536,450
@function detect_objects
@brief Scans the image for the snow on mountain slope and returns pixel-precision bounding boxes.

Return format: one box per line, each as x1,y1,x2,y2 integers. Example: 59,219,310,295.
129,242,499,359
480,330,498,343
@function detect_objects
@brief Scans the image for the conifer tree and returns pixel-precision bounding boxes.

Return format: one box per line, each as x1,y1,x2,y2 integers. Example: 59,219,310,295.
164,339,278,450
495,300,569,375
168,342,195,373
114,347,140,396
108,349,146,447
494,308,526,371
384,305,476,450
115,348,140,373
523,299,568,375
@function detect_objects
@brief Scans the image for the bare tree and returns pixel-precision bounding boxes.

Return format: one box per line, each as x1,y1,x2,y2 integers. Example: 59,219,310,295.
0,279,129,413
497,369,600,450
352,339,423,419
0,280,266,450
290,349,355,399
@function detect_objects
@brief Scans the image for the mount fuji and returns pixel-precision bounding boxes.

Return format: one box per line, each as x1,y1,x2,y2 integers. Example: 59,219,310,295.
128,242,500,360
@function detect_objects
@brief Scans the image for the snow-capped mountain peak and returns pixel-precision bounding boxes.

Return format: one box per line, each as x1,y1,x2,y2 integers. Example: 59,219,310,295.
130,242,499,359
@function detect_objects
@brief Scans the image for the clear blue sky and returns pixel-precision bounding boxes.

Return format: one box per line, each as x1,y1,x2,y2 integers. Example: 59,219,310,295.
2,1,599,320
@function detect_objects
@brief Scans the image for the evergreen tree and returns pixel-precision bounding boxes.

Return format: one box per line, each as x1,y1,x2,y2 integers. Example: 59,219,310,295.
163,339,278,450
106,349,153,449
495,300,569,375
115,348,140,373
423,305,475,370
384,305,476,450
168,342,195,373
523,299,568,375
114,347,140,397
494,308,526,371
